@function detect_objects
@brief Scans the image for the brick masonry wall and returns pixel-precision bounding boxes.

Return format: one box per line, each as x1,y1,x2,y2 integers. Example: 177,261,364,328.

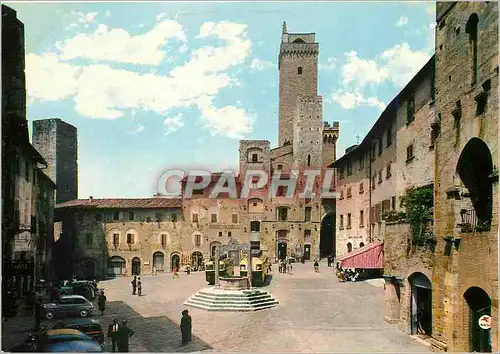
278,52,318,146
293,96,323,169
433,2,498,351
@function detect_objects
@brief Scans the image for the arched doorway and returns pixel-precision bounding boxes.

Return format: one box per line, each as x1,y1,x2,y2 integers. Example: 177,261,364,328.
464,287,492,352
408,272,432,335
81,258,96,280
191,251,203,271
171,253,180,271
153,252,165,272
347,242,352,253
131,257,141,276
108,256,126,277
456,138,494,230
276,230,288,260
320,213,336,258
210,241,221,258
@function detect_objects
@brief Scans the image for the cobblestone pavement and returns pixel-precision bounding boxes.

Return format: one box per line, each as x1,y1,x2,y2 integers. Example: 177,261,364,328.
2,262,431,352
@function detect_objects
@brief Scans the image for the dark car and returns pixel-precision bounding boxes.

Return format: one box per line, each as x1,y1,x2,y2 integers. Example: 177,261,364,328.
60,282,95,301
43,295,96,320
41,329,104,352
53,318,104,344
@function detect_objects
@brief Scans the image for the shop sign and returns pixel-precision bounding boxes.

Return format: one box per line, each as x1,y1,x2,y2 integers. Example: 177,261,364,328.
478,315,491,330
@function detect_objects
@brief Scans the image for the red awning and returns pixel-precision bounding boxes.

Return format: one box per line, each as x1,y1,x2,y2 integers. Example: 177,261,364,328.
337,242,384,269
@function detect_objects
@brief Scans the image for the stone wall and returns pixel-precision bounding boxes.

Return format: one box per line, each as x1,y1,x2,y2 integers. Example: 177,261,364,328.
293,96,323,169
433,2,498,351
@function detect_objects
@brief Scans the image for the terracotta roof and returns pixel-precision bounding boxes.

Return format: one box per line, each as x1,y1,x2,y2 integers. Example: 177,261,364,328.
56,198,182,209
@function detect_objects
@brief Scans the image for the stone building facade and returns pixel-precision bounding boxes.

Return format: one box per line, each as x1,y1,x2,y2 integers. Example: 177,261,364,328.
33,118,78,204
430,2,498,352
2,5,57,301
54,23,340,278
334,57,435,259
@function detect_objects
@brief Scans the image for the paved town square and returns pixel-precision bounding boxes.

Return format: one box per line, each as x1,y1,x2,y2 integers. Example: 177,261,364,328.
93,263,430,352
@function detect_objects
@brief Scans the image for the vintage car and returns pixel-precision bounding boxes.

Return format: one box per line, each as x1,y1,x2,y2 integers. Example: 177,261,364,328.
40,329,103,352
53,318,104,344
60,282,96,301
43,295,96,320
240,255,269,287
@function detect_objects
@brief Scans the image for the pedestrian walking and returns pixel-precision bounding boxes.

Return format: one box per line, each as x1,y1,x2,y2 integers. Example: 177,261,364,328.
137,278,142,296
98,291,107,315
180,310,192,346
314,260,319,273
173,266,179,279
131,276,137,295
327,255,331,267
107,319,120,352
152,266,157,276
116,320,134,352
34,297,42,331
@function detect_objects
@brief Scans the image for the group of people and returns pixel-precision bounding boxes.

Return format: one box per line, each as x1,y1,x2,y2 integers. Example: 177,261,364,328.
130,276,142,296
277,259,293,274
336,265,360,282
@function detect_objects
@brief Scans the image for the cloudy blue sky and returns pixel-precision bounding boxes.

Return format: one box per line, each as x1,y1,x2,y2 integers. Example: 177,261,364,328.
8,1,436,199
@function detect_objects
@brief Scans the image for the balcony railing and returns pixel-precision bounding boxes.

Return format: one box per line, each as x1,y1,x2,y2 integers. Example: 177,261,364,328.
458,209,491,232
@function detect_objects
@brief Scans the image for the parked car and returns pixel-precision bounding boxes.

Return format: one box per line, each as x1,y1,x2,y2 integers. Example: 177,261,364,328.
43,295,96,320
53,318,104,344
60,282,95,302
41,329,103,352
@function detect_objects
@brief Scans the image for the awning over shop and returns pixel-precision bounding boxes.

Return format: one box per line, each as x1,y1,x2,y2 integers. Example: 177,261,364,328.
337,242,383,269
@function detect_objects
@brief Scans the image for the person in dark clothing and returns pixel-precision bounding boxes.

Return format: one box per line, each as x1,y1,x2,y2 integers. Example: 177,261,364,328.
137,278,142,297
116,321,134,352
180,310,192,345
98,291,107,315
34,298,42,331
107,319,120,352
314,261,319,272
131,276,137,295
327,255,332,267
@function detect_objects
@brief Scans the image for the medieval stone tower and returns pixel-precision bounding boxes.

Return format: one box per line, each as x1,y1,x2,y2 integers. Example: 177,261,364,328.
278,22,319,148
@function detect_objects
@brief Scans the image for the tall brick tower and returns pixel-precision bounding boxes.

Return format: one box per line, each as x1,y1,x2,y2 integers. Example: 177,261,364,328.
32,118,78,204
322,121,339,167
278,22,319,147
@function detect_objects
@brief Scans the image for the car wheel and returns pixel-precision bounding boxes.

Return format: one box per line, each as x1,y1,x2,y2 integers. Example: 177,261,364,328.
45,312,55,320
79,309,89,317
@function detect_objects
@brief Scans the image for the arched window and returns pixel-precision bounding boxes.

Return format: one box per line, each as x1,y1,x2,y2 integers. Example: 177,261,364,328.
347,242,352,253
359,242,365,248
250,220,260,232
298,66,303,75
466,14,479,84
307,154,311,166
292,38,306,44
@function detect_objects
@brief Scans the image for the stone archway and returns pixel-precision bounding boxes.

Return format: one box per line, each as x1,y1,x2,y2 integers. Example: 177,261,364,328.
276,230,289,260
170,253,180,271
320,213,336,258
131,257,141,276
456,138,494,230
153,252,165,271
191,251,204,270
108,256,126,277
408,272,432,336
210,241,222,258
464,287,492,352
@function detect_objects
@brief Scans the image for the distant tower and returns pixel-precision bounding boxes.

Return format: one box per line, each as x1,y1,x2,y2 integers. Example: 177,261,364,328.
322,121,339,167
32,118,78,204
278,22,319,147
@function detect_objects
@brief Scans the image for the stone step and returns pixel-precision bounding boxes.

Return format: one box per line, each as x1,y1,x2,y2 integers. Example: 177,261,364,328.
191,297,274,305
195,293,272,302
184,301,278,312
186,296,278,307
197,290,268,298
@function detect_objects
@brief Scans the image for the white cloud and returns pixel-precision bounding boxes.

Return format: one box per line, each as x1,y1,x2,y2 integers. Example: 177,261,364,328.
25,53,82,101
319,57,337,71
105,11,111,18
164,114,184,135
381,43,431,87
341,51,389,88
196,96,253,139
331,90,386,111
156,13,167,22
396,16,408,27
250,58,275,71
80,12,97,24
26,21,254,139
55,20,187,65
